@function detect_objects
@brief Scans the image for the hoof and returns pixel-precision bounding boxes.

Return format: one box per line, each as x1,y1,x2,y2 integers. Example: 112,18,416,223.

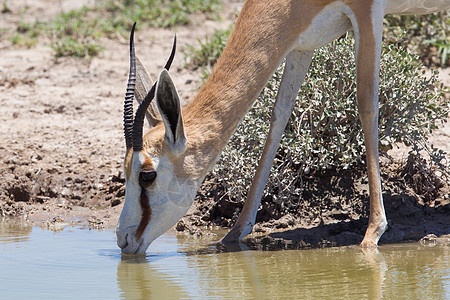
221,228,243,244
360,239,378,248
221,222,253,243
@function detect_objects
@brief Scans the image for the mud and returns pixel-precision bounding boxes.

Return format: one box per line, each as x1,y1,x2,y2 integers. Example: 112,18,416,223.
0,0,238,228
181,155,449,248
0,0,449,247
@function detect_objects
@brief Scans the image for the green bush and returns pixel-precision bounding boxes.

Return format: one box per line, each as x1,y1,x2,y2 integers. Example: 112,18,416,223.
47,7,104,58
103,0,221,30
384,11,449,67
184,26,232,79
209,36,448,205
185,13,449,71
10,0,222,58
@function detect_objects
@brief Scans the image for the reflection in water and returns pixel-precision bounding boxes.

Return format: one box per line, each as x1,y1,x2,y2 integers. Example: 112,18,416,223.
0,218,448,299
0,217,32,244
181,244,383,298
381,244,449,299
117,255,189,299
117,233,449,299
361,248,387,299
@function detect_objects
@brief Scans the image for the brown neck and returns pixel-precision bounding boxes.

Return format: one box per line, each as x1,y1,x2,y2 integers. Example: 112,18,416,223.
176,0,321,180
180,2,303,176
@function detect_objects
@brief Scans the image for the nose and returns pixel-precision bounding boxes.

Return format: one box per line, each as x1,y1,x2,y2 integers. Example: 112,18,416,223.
117,225,148,255
116,228,129,249
116,226,142,254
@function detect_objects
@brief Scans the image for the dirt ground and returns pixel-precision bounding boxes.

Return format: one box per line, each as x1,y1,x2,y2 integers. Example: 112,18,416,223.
0,1,449,247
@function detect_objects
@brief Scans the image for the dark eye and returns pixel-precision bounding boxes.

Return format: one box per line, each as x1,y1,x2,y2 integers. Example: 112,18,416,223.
139,170,157,187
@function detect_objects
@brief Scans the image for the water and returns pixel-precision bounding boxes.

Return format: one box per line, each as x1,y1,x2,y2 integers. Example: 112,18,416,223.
0,218,448,299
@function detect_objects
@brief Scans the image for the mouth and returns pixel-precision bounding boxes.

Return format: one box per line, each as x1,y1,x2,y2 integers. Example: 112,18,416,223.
120,236,147,255
117,228,147,255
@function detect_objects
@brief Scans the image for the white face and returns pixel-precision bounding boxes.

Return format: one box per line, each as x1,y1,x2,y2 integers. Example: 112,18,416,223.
119,64,190,255
116,151,198,255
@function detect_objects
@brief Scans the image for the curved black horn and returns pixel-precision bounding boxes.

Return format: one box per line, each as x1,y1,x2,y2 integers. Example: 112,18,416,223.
132,35,177,152
164,34,176,71
123,22,137,149
132,84,156,151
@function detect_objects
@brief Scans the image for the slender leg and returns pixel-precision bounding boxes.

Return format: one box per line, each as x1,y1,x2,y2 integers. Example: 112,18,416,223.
361,248,387,299
349,3,388,247
222,50,314,243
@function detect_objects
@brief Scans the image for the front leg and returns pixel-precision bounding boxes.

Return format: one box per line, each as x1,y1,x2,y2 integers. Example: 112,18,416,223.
348,1,388,247
222,50,314,243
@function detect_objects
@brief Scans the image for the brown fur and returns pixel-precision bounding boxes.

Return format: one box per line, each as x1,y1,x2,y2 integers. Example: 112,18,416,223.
140,153,155,171
124,149,133,180
143,0,344,181
123,0,450,248
138,0,382,217
136,190,152,241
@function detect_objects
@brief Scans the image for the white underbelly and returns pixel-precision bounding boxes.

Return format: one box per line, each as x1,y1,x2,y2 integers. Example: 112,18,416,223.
293,2,352,51
385,0,450,15
293,0,449,52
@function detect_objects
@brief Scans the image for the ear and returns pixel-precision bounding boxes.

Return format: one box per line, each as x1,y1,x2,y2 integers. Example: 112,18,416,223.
155,69,187,155
135,56,161,128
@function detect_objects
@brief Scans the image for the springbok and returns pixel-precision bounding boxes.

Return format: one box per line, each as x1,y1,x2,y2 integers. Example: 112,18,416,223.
116,0,450,254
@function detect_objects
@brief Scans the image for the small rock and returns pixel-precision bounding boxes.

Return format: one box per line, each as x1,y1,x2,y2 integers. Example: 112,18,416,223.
111,199,121,207
261,236,273,245
420,234,438,246
176,220,186,231
253,224,267,233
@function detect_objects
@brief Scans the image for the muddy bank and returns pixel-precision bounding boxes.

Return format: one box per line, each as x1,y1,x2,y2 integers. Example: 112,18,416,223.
0,0,448,247
0,0,238,229
2,148,449,247
178,154,449,248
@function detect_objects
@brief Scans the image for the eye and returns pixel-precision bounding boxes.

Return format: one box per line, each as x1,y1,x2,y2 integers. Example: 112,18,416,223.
139,170,157,187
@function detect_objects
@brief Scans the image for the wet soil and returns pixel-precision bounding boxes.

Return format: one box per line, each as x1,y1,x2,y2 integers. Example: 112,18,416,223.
0,1,449,247
0,0,238,228
181,154,449,248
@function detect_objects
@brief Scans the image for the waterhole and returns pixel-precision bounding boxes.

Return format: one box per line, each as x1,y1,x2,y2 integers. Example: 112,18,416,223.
0,218,448,299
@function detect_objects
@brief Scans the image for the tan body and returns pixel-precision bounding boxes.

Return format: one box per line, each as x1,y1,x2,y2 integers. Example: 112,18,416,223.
116,0,450,254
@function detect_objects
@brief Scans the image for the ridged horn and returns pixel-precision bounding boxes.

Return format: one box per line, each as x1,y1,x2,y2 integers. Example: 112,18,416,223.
132,35,177,152
123,22,137,150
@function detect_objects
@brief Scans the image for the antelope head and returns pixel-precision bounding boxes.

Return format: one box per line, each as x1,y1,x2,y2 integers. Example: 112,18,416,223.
116,24,197,255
